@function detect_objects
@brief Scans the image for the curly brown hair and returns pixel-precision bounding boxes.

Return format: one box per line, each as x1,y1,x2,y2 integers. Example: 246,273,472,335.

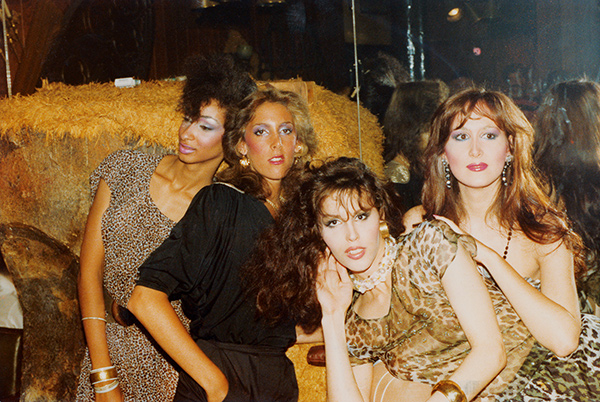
243,157,404,333
216,87,317,200
177,53,256,124
421,88,585,277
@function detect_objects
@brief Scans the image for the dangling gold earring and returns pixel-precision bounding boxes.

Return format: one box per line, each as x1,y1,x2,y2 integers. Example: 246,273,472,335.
240,155,250,168
379,221,390,239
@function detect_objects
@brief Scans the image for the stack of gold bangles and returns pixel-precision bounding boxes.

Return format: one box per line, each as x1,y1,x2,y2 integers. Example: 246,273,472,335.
431,380,467,402
90,366,119,394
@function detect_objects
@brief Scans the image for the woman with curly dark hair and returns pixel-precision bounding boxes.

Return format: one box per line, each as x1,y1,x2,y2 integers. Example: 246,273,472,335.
128,87,316,402
76,54,256,402
534,79,600,313
405,88,600,401
246,157,509,402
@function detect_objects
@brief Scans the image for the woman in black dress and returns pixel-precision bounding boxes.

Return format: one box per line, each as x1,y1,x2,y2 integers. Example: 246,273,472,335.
128,87,317,402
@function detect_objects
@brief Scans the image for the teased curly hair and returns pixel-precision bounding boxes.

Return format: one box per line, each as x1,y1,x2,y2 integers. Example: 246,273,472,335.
421,88,585,277
243,157,404,333
177,54,256,123
217,87,317,201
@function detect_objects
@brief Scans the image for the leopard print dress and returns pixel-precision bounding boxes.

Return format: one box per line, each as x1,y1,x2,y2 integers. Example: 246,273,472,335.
346,219,600,401
76,149,188,402
346,220,533,400
496,301,600,401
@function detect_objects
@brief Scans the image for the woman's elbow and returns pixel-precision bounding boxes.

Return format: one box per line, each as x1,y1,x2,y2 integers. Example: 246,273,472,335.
489,338,507,373
551,331,580,357
476,336,506,374
495,345,507,372
128,285,158,319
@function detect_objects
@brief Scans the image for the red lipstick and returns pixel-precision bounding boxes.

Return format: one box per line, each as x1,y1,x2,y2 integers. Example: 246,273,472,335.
467,163,488,172
345,247,366,260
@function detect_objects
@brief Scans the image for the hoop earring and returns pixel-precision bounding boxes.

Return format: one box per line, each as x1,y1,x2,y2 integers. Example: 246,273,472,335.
442,159,452,189
240,155,250,168
502,155,512,187
379,221,390,239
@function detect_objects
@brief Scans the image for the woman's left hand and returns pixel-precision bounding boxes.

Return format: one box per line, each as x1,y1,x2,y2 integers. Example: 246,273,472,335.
316,252,353,317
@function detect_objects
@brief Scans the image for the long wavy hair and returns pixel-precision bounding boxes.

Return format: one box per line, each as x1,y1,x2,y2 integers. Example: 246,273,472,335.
422,88,585,276
535,80,600,269
216,87,317,200
178,54,256,123
243,157,404,333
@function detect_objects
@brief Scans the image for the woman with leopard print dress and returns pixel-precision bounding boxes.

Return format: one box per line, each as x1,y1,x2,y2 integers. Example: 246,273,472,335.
76,54,255,402
245,157,512,402
248,91,600,402
404,88,600,401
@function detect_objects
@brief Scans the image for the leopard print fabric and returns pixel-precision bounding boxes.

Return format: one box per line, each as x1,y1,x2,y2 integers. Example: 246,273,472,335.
76,149,188,402
497,312,600,401
345,220,534,400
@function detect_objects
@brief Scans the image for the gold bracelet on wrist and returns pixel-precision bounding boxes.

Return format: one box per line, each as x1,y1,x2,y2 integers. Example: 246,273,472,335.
92,376,117,386
90,366,117,385
81,316,106,322
431,380,467,402
94,379,119,394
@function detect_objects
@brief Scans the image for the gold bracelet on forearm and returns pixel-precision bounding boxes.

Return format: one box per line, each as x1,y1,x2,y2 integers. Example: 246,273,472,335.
90,366,118,385
94,379,119,394
431,380,467,402
81,316,106,322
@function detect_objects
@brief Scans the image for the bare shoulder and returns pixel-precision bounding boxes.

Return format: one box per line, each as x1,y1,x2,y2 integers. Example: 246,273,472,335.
402,205,426,235
510,233,572,279
535,236,572,264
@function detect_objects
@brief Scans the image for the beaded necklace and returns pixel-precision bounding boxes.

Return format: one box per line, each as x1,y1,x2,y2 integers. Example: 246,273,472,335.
502,227,513,260
265,198,278,211
349,237,397,293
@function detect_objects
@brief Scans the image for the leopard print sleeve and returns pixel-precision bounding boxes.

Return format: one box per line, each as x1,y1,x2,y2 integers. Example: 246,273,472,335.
89,149,137,200
408,219,476,280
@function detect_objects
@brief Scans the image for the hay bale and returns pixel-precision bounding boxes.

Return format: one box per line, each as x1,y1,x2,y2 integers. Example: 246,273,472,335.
0,79,384,174
0,81,182,148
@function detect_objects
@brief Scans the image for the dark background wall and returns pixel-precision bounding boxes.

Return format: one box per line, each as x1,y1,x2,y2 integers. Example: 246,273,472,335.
0,0,599,98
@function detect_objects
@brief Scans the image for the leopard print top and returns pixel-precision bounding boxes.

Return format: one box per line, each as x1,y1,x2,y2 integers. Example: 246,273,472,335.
345,219,534,400
77,149,186,402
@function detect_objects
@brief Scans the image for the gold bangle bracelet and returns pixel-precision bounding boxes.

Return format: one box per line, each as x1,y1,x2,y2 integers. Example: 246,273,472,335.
94,379,119,394
92,376,117,386
90,367,118,384
431,380,467,402
81,316,106,322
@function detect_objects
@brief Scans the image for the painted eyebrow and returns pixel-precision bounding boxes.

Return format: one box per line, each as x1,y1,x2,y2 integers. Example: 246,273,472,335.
198,115,222,123
321,213,343,220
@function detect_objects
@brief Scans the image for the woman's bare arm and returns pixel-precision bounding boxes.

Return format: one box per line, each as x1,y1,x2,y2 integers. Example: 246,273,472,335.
435,243,506,400
128,286,229,402
78,179,124,402
477,239,580,356
317,254,372,402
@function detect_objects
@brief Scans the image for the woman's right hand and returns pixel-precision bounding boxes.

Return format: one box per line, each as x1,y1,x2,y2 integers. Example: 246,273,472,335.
128,286,229,402
316,252,353,317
